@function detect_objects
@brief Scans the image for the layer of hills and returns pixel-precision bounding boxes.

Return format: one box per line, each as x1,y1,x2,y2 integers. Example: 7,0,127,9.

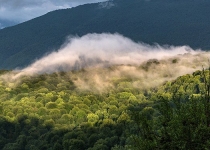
0,64,210,149
0,0,210,69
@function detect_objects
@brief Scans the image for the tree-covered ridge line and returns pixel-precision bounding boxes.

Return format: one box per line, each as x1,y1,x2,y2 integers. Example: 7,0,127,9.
0,68,210,149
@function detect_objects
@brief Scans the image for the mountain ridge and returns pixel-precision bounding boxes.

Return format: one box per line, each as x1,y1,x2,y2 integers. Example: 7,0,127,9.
0,0,210,69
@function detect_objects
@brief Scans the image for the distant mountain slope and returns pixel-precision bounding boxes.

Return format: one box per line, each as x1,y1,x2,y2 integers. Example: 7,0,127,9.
0,0,210,69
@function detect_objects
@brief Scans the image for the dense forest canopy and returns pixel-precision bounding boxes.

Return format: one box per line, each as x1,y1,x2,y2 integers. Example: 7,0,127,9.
1,61,210,149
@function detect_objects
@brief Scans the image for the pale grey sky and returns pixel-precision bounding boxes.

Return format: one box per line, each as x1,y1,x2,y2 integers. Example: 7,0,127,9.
0,0,106,23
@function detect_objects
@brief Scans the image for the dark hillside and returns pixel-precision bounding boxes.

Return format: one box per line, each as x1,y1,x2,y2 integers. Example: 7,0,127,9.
0,0,210,69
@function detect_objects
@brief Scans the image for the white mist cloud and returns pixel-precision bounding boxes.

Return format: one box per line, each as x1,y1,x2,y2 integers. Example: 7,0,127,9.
13,33,206,77
2,33,210,91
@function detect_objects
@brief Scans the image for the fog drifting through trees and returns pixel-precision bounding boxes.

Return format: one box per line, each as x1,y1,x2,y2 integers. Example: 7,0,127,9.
1,33,210,91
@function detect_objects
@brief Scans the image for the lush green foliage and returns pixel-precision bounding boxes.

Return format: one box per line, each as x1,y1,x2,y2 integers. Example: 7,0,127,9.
1,0,210,69
130,70,210,149
0,70,147,149
1,68,210,149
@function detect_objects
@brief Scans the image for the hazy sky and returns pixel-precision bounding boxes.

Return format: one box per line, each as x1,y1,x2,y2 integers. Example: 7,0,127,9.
0,0,106,23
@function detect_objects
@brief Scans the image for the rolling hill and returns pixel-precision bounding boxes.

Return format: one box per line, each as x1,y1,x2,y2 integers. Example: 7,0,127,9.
0,64,210,149
0,0,210,69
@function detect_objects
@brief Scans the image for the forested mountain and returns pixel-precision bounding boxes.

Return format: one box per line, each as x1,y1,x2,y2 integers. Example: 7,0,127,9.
0,0,210,69
0,65,210,149
1,0,210,149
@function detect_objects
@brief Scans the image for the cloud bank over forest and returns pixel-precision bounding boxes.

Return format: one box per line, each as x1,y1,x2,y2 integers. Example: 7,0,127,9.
16,33,203,74
1,33,208,91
